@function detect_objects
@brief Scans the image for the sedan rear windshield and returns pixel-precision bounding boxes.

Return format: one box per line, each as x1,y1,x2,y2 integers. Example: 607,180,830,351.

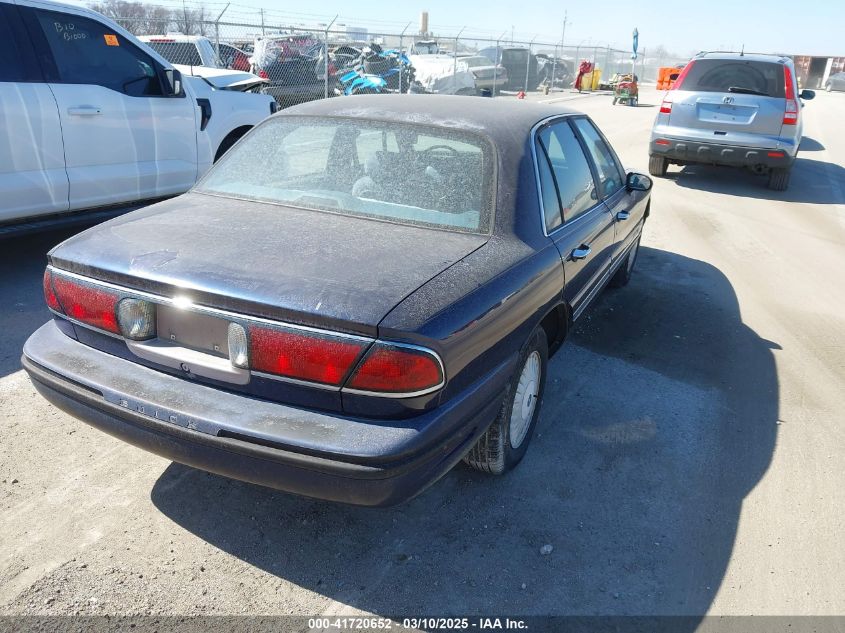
196,116,495,233
681,59,786,97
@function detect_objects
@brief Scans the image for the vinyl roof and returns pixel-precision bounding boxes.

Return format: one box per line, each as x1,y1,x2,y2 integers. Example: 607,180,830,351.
280,94,579,144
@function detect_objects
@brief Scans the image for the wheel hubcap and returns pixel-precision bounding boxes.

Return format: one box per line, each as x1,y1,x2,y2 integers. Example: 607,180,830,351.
509,351,541,448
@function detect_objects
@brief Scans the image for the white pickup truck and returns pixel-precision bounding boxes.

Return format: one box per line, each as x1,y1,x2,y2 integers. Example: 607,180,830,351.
0,0,277,232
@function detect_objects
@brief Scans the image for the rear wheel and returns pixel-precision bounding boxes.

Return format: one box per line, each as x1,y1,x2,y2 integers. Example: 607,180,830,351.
826,82,832,92
612,97,618,105
768,167,791,191
648,154,668,177
464,328,548,475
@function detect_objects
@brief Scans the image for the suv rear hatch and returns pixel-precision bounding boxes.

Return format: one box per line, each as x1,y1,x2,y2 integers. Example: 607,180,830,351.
662,58,790,148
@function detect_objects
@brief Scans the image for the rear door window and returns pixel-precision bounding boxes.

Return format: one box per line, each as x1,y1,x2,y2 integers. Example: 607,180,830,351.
680,59,786,97
572,118,626,199
32,9,164,97
536,121,597,225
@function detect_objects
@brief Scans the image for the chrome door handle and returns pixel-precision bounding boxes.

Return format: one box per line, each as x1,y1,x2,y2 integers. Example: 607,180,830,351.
571,245,592,260
67,106,102,116
616,211,630,221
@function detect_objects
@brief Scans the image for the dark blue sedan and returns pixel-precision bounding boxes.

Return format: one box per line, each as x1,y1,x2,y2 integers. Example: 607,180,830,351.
23,95,652,506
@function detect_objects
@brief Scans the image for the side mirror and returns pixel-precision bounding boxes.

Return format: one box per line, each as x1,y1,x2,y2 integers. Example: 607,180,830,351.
163,68,183,96
626,172,653,192
799,89,815,101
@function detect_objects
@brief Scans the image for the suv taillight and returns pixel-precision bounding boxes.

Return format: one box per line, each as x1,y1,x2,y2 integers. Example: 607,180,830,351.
659,60,695,114
783,65,798,125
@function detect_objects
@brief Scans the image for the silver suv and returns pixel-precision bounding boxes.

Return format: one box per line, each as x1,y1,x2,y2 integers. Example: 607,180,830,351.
648,52,815,191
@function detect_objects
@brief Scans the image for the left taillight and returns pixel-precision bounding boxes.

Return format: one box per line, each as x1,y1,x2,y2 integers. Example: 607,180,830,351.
49,271,121,335
45,269,156,339
43,268,61,312
783,65,798,125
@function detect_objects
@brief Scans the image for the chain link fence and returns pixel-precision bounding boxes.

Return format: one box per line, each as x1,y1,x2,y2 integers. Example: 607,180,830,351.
109,13,691,107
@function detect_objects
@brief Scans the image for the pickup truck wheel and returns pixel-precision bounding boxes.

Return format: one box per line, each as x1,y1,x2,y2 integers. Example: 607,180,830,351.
767,167,791,191
648,154,668,177
610,235,640,288
463,327,548,475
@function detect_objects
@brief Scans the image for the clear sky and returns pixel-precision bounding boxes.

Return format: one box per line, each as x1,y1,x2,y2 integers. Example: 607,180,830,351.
196,0,838,57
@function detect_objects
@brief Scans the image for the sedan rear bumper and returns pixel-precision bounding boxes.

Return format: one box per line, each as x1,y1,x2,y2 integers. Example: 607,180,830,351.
23,321,509,506
650,137,796,168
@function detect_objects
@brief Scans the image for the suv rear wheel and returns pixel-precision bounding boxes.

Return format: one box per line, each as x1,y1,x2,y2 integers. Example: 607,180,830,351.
768,167,791,191
648,154,668,177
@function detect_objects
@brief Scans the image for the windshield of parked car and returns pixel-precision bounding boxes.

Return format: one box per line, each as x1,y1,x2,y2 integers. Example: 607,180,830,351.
196,116,495,233
680,59,786,97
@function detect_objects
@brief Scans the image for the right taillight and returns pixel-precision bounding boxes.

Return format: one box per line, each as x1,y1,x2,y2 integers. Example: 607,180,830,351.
345,343,444,396
258,69,268,79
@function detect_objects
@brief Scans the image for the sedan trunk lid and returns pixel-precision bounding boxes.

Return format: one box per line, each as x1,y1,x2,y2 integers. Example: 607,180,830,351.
48,193,488,335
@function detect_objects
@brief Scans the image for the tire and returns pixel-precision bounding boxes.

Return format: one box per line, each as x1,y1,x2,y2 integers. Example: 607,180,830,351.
767,167,790,191
612,97,618,105
648,154,668,177
609,235,640,288
630,97,638,107
826,83,832,92
464,328,548,475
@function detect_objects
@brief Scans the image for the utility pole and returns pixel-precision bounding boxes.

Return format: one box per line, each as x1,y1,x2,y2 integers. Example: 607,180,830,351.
323,14,337,99
492,29,507,97
260,8,265,35
453,26,466,79
399,21,411,92
561,10,568,48
213,3,229,61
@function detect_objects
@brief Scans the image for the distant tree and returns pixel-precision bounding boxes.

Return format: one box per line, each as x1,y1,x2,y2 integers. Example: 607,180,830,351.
172,4,210,36
89,0,148,34
143,5,172,35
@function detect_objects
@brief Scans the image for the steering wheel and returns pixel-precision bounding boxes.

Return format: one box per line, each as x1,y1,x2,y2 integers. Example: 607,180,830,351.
422,144,459,159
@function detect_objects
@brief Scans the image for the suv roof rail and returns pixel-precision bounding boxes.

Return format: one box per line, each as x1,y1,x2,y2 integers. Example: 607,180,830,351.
695,50,791,61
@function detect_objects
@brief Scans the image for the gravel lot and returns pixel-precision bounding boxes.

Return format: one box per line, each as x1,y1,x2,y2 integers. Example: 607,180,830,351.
1,87,844,620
